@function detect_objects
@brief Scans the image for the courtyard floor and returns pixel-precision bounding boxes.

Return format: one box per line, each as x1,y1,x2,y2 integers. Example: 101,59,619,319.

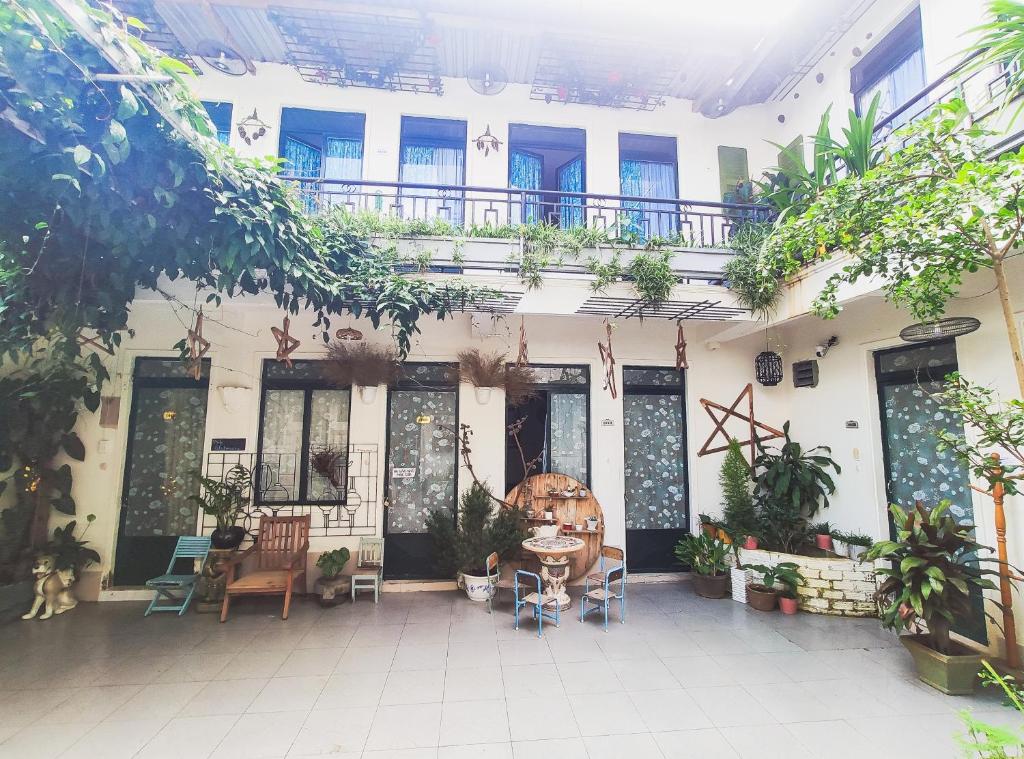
0,581,1014,759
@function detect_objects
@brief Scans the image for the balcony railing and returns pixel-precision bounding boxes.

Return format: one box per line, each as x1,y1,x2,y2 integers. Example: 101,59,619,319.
283,177,774,249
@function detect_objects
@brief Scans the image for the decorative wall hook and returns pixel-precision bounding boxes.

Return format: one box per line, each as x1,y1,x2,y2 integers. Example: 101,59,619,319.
335,326,364,341
473,124,503,156
675,322,688,370
597,320,617,399
236,108,269,145
186,309,211,381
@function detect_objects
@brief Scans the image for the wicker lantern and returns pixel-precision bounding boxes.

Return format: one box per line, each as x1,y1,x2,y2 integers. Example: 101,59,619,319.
755,350,783,387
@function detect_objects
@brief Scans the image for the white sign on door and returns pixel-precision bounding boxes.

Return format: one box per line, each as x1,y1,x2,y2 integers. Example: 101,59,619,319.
392,467,416,479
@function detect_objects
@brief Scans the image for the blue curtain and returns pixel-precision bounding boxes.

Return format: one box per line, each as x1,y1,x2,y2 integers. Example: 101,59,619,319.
510,150,542,224
323,137,363,210
284,137,322,213
620,159,678,240
400,144,465,224
558,157,584,229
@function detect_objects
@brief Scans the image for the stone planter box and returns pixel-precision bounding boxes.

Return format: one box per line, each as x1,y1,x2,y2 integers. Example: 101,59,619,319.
738,548,879,617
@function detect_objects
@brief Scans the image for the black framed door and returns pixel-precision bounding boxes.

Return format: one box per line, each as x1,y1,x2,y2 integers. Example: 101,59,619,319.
113,358,210,586
874,339,987,643
384,364,458,580
623,367,689,573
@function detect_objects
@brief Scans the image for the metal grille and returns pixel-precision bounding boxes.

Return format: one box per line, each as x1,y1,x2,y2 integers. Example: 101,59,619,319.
268,7,442,94
575,297,746,321
203,445,379,539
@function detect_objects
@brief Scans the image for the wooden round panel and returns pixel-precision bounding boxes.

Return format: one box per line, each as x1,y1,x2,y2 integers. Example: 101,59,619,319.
505,473,605,580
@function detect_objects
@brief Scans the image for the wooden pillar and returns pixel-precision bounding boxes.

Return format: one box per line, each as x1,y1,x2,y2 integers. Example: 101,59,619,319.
989,453,1020,670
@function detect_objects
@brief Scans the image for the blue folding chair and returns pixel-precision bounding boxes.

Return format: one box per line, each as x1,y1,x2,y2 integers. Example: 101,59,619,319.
580,546,626,631
513,569,560,637
144,536,212,616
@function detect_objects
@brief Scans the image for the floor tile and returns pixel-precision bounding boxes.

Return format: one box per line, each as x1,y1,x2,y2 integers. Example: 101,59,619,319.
365,703,443,751
107,681,205,722
557,660,623,695
720,724,815,759
443,667,503,702
568,692,647,736
314,671,387,709
506,696,579,742
335,646,396,674
381,669,445,705
684,686,777,728
663,656,738,688
211,710,308,758
502,663,563,699
497,639,553,666
630,688,713,732
60,718,168,759
276,648,345,677
0,721,93,759
179,678,266,716
392,644,449,672
247,676,327,713
785,719,879,759
654,728,739,759
610,658,679,691
511,737,587,759
439,699,510,745
287,706,374,755
583,732,665,759
438,744,512,759
136,714,239,759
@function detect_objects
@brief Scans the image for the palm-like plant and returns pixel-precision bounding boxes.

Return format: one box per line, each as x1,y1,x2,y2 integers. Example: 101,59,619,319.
966,1,1024,124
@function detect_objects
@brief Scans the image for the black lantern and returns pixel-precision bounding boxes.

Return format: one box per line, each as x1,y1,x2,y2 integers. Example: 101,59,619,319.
755,351,783,387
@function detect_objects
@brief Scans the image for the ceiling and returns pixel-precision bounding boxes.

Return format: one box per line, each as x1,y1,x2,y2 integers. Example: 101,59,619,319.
113,0,877,116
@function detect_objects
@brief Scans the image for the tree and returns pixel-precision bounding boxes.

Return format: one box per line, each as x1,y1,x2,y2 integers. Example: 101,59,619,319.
720,438,757,538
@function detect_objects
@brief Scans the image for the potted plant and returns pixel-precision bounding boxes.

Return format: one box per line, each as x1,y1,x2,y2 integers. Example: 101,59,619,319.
426,483,525,601
314,547,351,607
189,465,250,549
745,562,801,612
721,437,758,545
866,501,1001,695
457,348,537,405
674,533,730,598
23,516,100,620
844,532,873,560
742,532,760,550
322,341,401,403
809,522,833,552
830,529,849,557
698,513,717,538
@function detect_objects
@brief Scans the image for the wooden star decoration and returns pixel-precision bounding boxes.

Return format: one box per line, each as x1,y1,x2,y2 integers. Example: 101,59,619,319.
697,383,784,466
186,309,210,381
516,316,529,366
76,329,115,356
271,315,300,368
675,322,688,370
597,320,617,399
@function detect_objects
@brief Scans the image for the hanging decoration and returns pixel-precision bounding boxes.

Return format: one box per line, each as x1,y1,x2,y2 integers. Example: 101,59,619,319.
516,316,529,366
335,326,364,341
473,124,503,156
675,322,688,370
186,309,211,381
271,315,301,368
236,108,270,145
697,383,784,466
754,330,783,387
597,320,617,399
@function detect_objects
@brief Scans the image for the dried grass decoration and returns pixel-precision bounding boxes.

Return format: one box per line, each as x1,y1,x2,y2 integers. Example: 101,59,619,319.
322,341,401,388
457,349,537,405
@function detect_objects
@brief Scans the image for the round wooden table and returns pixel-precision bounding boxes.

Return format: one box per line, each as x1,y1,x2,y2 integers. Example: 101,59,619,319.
521,536,586,611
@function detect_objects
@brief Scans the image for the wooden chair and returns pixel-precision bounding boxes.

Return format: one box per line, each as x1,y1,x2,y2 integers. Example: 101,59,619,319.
484,551,515,614
144,536,211,616
580,545,626,631
220,515,310,622
351,537,384,603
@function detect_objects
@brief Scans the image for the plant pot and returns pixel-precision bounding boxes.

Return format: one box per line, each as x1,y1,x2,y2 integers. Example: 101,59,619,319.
901,634,983,695
313,574,351,607
691,572,729,599
211,526,245,550
746,583,778,612
831,539,848,556
848,544,868,561
359,385,379,404
730,567,751,603
815,534,833,551
474,386,493,404
717,528,732,545
700,523,717,538
743,537,759,550
779,596,799,615
460,572,495,602
0,580,34,624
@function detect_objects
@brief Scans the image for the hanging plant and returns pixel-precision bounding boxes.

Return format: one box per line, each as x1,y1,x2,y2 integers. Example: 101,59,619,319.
322,341,400,387
456,349,538,404
628,250,676,307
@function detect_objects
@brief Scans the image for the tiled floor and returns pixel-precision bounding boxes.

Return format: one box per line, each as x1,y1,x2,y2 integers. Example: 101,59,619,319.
0,582,1014,758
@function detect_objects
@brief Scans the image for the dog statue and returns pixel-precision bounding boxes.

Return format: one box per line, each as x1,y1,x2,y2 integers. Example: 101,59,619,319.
22,555,78,620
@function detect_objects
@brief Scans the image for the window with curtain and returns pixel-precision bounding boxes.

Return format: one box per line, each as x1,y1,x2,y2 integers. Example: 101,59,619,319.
851,7,926,128
510,150,543,224
279,108,366,213
558,158,584,229
620,159,678,240
257,360,351,504
399,143,466,225
201,101,232,145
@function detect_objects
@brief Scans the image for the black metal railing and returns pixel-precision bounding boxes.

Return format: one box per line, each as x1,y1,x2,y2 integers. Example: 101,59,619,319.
282,177,773,249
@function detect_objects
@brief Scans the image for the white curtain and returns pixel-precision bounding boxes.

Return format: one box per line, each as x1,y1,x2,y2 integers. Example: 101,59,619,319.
859,48,926,127
549,393,587,483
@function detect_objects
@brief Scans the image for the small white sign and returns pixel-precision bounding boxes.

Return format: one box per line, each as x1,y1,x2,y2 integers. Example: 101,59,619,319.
392,467,416,479
601,418,614,427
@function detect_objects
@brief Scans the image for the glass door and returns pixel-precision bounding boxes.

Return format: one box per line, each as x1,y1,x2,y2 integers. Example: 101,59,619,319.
875,340,986,643
622,367,688,572
114,358,210,586
384,364,458,579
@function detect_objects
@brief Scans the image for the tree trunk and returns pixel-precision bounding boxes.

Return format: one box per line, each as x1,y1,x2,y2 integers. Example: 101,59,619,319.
993,258,1024,399
929,617,953,656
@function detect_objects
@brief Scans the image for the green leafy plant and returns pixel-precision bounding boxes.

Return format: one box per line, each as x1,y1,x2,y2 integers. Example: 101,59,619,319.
720,438,757,538
586,251,624,292
43,515,100,573
187,465,250,533
316,547,352,579
746,561,803,598
673,533,730,576
808,521,832,536
957,660,1024,757
965,0,1024,125
628,250,676,307
866,501,1001,655
426,483,526,577
843,532,874,548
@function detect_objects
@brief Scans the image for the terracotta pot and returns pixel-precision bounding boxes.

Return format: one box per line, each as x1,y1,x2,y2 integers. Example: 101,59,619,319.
691,572,729,599
701,523,717,537
779,596,799,615
815,533,833,551
746,584,778,612
743,537,758,550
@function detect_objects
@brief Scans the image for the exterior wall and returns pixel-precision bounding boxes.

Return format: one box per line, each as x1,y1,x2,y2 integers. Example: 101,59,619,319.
739,548,879,617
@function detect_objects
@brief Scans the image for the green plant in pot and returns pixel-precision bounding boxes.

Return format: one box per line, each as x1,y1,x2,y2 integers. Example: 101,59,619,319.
189,465,250,550
745,562,802,613
674,534,730,599
426,483,526,601
314,547,352,607
808,521,834,552
844,532,874,561
866,501,1003,695
721,438,758,547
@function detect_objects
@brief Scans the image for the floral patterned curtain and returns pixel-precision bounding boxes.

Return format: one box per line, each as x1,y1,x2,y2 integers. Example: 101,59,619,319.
399,144,465,225
620,159,678,240
623,394,686,529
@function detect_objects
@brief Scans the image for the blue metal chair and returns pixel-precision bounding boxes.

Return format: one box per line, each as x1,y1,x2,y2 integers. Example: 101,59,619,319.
513,569,560,637
580,546,626,631
144,536,212,616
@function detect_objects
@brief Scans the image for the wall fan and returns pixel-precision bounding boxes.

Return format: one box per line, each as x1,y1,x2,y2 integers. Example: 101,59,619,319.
196,39,248,77
467,65,508,96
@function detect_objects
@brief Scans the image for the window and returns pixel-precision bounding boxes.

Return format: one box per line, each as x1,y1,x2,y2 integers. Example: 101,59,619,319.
256,360,351,504
619,133,679,240
279,108,365,212
505,365,589,489
508,124,586,228
399,116,466,224
851,7,926,126
201,101,232,144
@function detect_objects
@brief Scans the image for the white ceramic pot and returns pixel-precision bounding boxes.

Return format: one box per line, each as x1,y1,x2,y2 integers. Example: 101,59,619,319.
474,386,493,404
848,544,868,561
461,572,495,602
530,524,558,538
359,385,378,404
832,539,848,557
730,567,751,604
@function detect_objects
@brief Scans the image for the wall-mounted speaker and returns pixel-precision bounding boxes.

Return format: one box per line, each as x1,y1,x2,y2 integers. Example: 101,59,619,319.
793,360,819,388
